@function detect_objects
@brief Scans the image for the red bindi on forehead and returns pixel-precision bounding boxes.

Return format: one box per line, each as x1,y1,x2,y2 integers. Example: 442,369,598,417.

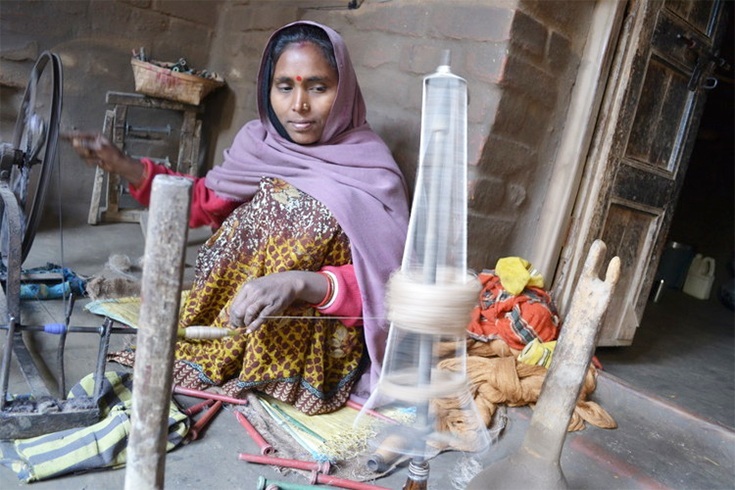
296,75,302,82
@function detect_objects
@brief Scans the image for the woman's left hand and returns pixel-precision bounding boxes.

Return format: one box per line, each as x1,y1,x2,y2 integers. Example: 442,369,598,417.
229,271,328,333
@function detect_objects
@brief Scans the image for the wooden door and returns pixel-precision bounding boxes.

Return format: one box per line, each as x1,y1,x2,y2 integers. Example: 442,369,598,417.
553,0,729,346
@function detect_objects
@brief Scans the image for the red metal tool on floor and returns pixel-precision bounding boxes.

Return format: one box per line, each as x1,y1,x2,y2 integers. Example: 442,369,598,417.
182,398,215,416
173,384,248,405
235,410,275,455
186,399,223,443
238,452,330,474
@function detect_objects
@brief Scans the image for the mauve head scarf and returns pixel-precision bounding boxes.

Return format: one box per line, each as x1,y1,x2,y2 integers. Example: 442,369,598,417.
205,21,409,400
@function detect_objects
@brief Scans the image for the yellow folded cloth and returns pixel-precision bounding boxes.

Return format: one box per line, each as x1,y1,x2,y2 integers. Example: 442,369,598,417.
495,257,544,295
518,338,557,369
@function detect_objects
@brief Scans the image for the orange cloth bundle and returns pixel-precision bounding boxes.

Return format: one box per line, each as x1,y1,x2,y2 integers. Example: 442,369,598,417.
467,271,561,350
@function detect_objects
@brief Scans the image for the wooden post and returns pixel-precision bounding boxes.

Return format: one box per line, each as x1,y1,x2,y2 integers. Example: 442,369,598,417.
466,240,620,490
124,175,192,490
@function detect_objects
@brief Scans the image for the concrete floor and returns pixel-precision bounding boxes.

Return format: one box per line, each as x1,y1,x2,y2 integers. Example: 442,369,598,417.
0,216,733,489
596,286,735,429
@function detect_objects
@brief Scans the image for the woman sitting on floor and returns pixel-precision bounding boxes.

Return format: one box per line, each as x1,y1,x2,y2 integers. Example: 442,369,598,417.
69,21,409,415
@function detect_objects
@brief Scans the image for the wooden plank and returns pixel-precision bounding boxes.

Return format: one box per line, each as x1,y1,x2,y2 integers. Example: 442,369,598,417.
100,208,145,224
105,105,128,217
177,110,196,175
106,91,204,113
192,119,202,176
87,110,115,225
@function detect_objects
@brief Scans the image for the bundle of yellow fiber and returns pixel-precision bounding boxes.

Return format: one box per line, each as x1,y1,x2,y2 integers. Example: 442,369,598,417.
430,390,489,452
434,338,516,359
433,339,616,438
466,338,518,358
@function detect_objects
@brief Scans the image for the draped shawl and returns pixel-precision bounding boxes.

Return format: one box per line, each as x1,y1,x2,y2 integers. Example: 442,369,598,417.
205,21,409,399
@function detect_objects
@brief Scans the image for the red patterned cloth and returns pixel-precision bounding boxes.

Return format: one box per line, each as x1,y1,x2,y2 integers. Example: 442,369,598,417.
467,272,561,350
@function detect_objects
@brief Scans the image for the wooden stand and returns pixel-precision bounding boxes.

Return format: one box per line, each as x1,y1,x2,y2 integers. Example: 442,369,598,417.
87,91,204,233
124,175,192,489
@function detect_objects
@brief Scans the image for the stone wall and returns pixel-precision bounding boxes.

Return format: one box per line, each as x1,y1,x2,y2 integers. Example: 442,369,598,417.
0,0,596,274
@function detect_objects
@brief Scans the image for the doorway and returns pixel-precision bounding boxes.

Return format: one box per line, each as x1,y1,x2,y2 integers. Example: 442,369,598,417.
595,4,734,428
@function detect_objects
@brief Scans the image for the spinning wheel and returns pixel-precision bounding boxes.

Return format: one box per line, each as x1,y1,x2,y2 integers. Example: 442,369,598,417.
0,52,122,439
0,51,62,269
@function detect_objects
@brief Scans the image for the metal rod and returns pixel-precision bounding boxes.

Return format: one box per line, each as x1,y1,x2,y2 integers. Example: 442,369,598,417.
238,452,330,474
0,317,18,411
183,398,215,416
56,294,75,399
0,184,23,411
235,411,275,455
0,323,133,334
345,400,398,424
124,175,191,490
310,471,391,490
92,317,114,401
186,400,223,442
173,385,249,405
125,123,172,139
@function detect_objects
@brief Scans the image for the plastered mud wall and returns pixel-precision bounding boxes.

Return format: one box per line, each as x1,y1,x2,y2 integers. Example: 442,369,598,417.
0,0,593,272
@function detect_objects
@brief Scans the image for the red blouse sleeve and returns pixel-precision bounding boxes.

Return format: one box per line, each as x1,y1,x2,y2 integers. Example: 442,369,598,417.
315,264,363,327
128,158,241,229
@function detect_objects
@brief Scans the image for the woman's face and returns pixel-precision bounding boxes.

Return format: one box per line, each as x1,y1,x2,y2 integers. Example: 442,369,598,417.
270,42,338,145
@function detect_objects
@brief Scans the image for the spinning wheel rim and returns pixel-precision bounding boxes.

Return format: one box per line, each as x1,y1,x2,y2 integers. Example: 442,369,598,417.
2,51,63,266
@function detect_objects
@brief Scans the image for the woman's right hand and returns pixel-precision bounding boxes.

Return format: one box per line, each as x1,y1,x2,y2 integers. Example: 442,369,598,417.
64,132,146,187
229,271,329,333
